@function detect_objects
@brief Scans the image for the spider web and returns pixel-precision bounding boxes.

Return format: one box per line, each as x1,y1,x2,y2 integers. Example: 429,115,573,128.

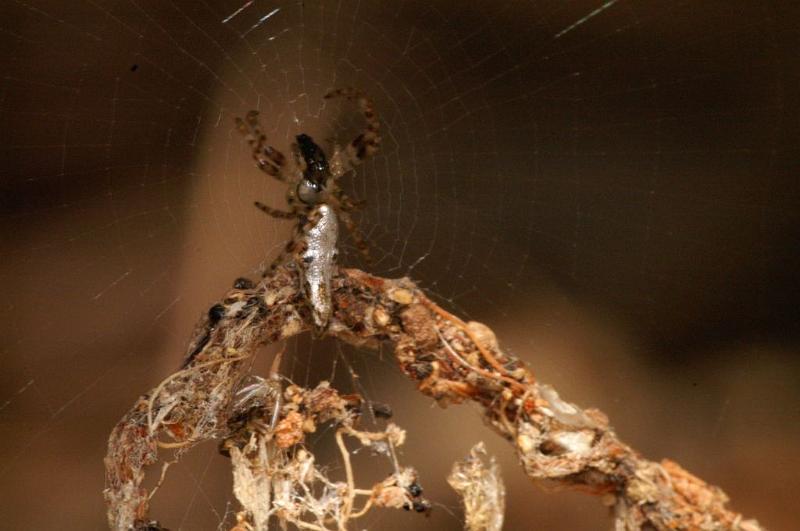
1,1,798,529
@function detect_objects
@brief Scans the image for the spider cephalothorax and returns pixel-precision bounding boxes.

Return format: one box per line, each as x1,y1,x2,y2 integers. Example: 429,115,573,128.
236,88,380,329
295,133,330,205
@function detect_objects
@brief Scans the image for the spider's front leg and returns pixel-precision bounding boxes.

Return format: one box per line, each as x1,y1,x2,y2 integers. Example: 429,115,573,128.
325,88,381,178
235,110,289,182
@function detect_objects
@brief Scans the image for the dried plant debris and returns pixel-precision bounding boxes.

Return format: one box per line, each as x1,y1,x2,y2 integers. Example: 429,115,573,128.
104,269,306,530
448,442,505,531
223,380,429,531
105,265,765,530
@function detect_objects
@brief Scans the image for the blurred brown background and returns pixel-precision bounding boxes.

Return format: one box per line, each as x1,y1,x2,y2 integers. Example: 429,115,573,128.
1,1,798,529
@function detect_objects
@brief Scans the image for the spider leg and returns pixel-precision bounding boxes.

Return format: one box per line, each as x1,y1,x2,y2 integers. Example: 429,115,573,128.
235,111,288,182
253,200,302,276
290,140,306,173
324,88,380,178
336,190,366,213
254,201,299,219
260,232,305,277
336,207,372,263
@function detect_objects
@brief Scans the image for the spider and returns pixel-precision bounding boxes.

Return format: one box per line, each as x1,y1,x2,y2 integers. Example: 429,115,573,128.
235,87,379,271
236,88,380,329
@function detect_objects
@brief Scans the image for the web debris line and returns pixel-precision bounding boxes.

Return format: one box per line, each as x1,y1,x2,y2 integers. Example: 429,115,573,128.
222,1,255,24
104,264,763,530
241,7,281,37
554,0,620,39
0,379,35,412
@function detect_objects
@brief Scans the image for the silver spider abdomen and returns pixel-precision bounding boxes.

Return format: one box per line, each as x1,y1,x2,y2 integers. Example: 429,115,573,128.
301,204,339,330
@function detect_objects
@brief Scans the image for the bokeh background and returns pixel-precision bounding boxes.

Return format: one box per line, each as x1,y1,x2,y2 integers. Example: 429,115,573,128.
1,1,798,529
